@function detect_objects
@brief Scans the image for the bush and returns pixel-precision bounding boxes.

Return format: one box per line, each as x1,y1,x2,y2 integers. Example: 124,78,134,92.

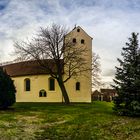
0,67,16,109
113,99,140,116
129,101,140,116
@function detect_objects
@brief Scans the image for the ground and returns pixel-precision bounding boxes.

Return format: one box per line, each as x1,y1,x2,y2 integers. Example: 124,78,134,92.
0,102,140,140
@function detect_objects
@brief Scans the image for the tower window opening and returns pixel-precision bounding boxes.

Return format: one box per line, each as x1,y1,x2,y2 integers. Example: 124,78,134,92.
77,29,80,32
76,82,80,91
81,39,85,44
73,38,76,43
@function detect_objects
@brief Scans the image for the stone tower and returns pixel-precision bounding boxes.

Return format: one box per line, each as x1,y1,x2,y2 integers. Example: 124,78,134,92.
65,26,92,102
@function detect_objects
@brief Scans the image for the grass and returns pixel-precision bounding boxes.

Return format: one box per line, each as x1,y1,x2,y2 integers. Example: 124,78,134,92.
0,102,140,140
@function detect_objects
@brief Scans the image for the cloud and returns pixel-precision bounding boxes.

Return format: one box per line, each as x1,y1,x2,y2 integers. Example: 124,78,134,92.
102,68,115,77
0,0,140,84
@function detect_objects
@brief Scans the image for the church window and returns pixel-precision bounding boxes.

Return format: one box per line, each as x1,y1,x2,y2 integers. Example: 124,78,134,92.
39,89,47,97
77,29,80,32
49,77,55,91
81,39,85,44
24,78,30,91
73,38,76,43
76,82,80,91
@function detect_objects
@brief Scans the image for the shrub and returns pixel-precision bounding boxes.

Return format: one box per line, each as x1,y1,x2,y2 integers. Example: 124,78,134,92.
0,67,16,109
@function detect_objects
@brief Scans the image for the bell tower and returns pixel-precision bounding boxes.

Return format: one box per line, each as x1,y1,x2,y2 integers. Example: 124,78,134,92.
65,26,93,102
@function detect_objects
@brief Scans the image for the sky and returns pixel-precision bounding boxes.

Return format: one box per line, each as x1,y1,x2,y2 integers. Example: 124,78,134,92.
0,0,140,87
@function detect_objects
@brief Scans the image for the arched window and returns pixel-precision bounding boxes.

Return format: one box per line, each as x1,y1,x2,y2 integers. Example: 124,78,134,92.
24,78,30,91
73,38,76,43
39,89,47,97
81,39,85,44
76,82,80,91
77,29,80,32
49,77,55,91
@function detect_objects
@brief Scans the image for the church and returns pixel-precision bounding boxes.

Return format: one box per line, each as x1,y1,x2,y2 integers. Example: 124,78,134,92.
3,26,92,103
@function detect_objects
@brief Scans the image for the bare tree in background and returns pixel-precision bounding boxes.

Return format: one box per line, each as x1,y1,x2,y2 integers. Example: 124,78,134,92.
92,52,102,89
14,24,90,104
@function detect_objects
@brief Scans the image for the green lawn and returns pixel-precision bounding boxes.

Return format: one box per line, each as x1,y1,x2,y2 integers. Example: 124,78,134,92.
0,102,140,140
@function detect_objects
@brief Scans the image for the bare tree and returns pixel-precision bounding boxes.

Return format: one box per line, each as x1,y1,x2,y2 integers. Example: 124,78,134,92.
14,24,90,104
92,52,102,89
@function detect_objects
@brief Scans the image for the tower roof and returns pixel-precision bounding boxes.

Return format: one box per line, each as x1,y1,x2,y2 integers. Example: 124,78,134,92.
67,26,93,39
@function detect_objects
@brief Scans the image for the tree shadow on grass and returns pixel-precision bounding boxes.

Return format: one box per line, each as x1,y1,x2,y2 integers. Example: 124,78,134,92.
0,107,15,111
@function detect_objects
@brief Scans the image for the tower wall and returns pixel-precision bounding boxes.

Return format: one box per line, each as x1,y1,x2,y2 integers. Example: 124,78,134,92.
64,26,92,102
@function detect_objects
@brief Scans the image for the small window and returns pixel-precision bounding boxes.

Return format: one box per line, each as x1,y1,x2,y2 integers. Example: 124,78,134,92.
49,77,55,91
73,38,76,43
39,89,47,97
24,78,30,91
77,29,80,32
81,39,85,44
76,82,80,91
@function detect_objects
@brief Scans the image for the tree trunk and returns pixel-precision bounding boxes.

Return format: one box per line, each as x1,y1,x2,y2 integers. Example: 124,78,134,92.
57,78,70,104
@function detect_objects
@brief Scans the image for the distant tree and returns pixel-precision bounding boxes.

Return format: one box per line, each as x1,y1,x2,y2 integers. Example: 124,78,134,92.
14,24,91,104
92,52,102,89
0,67,16,109
113,32,140,116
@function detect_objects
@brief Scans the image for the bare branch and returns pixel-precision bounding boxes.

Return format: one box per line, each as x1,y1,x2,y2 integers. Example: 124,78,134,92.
13,24,92,104
92,52,102,88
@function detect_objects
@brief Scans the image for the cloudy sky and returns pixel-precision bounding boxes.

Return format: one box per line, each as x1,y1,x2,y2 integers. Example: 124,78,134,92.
0,0,140,86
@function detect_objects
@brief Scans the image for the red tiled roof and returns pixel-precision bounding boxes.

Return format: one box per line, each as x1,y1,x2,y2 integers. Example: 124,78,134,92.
100,88,117,96
92,90,101,95
2,60,62,77
100,89,116,93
